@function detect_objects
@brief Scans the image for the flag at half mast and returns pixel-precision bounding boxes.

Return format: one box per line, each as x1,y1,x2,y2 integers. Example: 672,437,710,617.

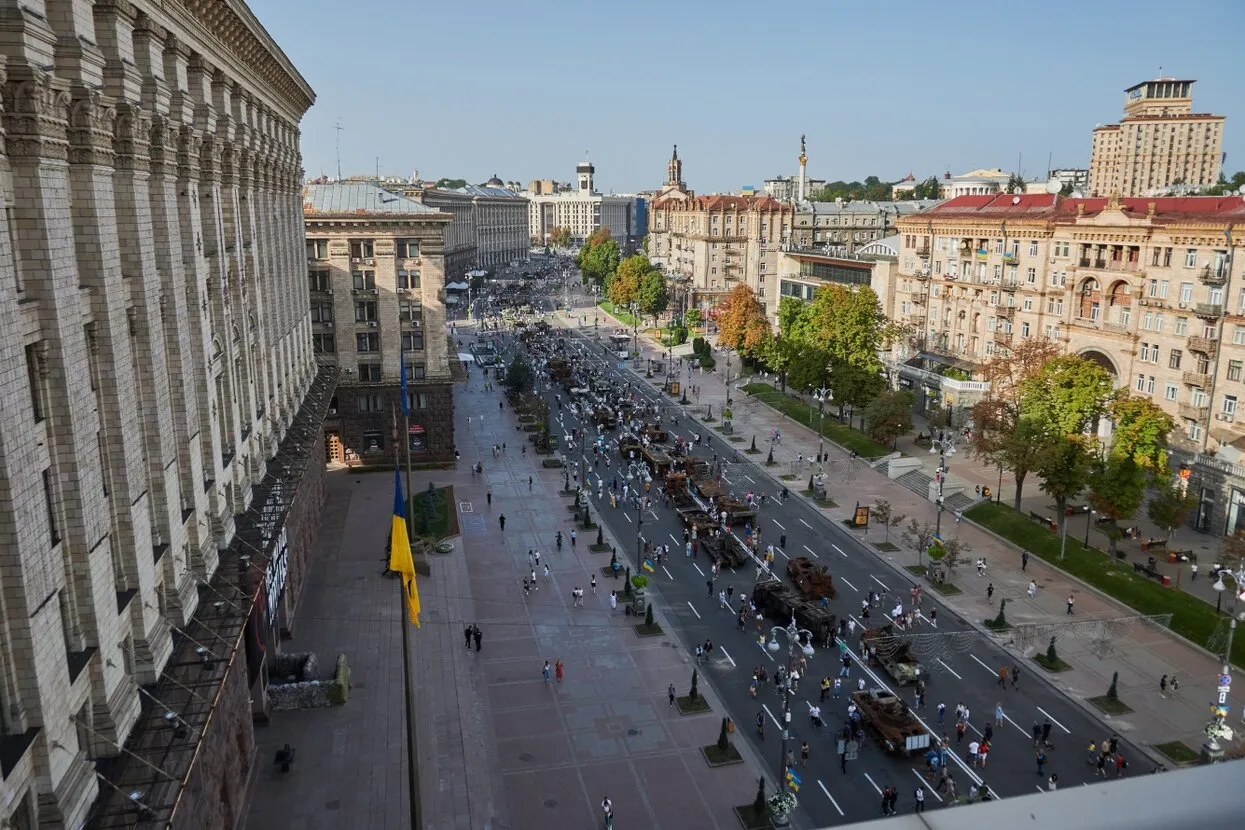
389,471,421,627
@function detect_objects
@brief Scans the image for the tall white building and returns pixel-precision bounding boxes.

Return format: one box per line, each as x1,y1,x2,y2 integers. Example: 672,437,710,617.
0,2,323,829
525,158,638,245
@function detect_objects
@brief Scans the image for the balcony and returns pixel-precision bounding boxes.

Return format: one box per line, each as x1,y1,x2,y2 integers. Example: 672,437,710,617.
993,330,1013,345
915,245,931,257
1000,280,1019,292
912,269,931,281
1199,264,1228,286
1101,321,1130,334
1182,371,1211,388
1195,303,1224,318
1178,402,1209,421
996,305,1015,317
1188,336,1219,356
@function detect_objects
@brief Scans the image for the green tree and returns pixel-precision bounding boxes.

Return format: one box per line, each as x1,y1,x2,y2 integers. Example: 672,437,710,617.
1033,435,1093,556
913,176,942,200
871,499,905,542
434,177,468,189
502,354,534,396
1018,354,1113,437
829,359,885,427
1059,181,1075,197
684,308,703,328
641,234,650,254
787,346,831,392
1087,454,1147,555
1106,391,1175,475
636,268,669,324
607,253,647,307
548,226,571,247
1005,173,1026,194
1205,170,1245,196
1147,478,1197,544
582,238,620,287
864,389,914,447
902,518,938,567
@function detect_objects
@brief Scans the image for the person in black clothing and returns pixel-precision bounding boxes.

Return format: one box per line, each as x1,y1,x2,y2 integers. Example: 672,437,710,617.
1041,719,1053,746
464,625,474,649
473,626,482,651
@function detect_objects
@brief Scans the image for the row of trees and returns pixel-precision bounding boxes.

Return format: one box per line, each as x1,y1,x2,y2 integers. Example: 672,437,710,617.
969,340,1190,553
547,226,572,247
577,227,620,286
606,253,669,324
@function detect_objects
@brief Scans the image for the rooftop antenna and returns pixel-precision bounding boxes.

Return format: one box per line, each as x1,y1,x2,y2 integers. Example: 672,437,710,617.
334,120,343,179
376,156,380,179
1047,151,1053,179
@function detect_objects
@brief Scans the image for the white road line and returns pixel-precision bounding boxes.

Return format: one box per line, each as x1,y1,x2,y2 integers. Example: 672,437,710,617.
687,602,701,619
669,533,680,544
744,475,756,484
720,647,736,668
1000,711,1032,738
692,563,705,576
762,703,781,728
721,474,733,485
1036,707,1072,734
760,641,775,662
936,658,963,680
623,512,632,523
968,654,996,676
832,544,847,558
862,772,883,796
871,575,889,591
800,518,814,529
840,577,859,593
772,519,786,530
802,544,818,558
777,547,790,560
913,769,942,801
818,781,844,816
1036,786,1046,793
662,566,674,581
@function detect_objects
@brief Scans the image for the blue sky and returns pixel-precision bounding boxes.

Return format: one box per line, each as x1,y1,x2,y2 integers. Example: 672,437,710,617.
250,0,1245,194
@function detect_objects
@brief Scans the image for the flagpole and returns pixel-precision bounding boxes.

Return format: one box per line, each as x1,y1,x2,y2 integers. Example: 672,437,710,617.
397,352,421,829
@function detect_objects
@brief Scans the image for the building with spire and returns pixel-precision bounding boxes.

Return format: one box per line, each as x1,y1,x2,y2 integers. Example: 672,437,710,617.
1088,77,1226,197
524,156,640,246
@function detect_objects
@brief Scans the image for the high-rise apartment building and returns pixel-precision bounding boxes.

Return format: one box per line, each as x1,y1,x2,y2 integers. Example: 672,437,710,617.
525,157,639,246
0,2,324,828
303,182,456,463
892,193,1245,534
1088,78,1226,197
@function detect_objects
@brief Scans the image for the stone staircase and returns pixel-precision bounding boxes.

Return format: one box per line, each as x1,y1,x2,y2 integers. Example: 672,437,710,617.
896,470,933,498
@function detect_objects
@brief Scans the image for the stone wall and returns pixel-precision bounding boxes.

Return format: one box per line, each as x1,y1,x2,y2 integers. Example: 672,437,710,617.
281,429,327,633
168,645,255,830
331,381,455,462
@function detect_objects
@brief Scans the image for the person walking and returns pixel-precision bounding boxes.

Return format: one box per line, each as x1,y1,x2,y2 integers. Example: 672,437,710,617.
591,574,597,595
913,785,925,813
998,665,1009,687
544,563,551,582
609,591,618,611
499,514,506,531
1066,595,1074,614
473,626,482,652
542,661,552,684
601,795,613,829
555,659,564,683
986,582,994,600
1027,579,1037,598
1160,673,1168,697
1011,665,1020,689
464,625,474,649
570,529,577,549
487,490,492,507
1021,550,1029,571
937,701,947,725
1036,749,1048,777
668,683,676,707
1047,773,1058,791
995,702,1005,726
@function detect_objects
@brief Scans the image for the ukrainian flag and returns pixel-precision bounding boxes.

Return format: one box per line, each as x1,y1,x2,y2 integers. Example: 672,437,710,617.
643,559,655,573
785,769,802,792
388,471,422,627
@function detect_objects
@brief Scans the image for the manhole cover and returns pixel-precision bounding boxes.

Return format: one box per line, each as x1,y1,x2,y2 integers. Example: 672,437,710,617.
433,540,454,554
519,752,533,762
325,799,341,810
544,799,558,808
627,729,640,736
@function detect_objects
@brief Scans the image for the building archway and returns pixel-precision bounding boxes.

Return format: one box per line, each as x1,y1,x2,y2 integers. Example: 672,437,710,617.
1078,277,1102,320
1078,348,1119,441
1107,280,1132,325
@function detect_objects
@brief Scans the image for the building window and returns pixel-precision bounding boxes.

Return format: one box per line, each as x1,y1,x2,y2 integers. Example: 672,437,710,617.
1028,241,1038,256
1146,376,1156,394
1180,282,1193,303
357,396,384,413
1175,317,1188,335
1169,349,1182,369
356,333,380,352
1135,373,1145,392
409,391,429,411
1020,321,1030,337
1165,383,1178,401
306,239,328,259
1189,422,1202,441
313,333,336,354
1184,249,1197,268
354,301,378,322
1140,342,1151,361
411,362,426,380
1224,395,1238,416
397,270,421,290
395,239,420,258
402,331,425,351
400,301,423,324
311,303,334,323
43,468,60,547
1228,360,1243,382
25,344,44,423
350,240,375,260
307,269,330,291
352,271,376,290
357,363,382,382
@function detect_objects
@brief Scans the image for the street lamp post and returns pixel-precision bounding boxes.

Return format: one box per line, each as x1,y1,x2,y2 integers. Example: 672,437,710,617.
1206,564,1245,760
812,386,830,462
766,616,814,826
1084,509,1095,548
928,437,955,537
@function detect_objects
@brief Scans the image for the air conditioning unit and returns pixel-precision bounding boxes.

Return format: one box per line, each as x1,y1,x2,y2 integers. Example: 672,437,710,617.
328,407,337,415
351,257,361,264
1179,302,1188,309
365,258,375,266
324,321,333,328
369,288,379,295
1139,299,1148,305
367,321,378,327
343,368,354,374
1216,413,1235,423
326,288,333,295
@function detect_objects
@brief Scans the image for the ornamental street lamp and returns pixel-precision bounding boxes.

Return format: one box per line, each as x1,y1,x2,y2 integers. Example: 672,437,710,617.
928,437,955,537
766,616,814,826
812,386,831,462
1206,564,1245,759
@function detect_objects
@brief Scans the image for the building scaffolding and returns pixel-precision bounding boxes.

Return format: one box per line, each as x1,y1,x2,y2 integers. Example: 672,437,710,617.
86,367,337,829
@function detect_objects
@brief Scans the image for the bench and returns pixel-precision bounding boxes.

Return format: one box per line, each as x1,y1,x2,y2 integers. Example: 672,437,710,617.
1168,549,1196,564
1132,561,1163,580
1029,511,1058,532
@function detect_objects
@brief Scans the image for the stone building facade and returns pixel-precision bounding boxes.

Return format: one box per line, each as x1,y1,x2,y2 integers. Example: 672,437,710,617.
893,193,1245,534
1089,78,1225,198
303,182,456,463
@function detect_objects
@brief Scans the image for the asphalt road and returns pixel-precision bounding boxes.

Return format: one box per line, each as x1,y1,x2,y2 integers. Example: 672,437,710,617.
502,284,1146,825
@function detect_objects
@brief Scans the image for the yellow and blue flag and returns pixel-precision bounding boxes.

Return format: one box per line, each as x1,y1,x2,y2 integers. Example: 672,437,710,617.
785,769,802,792
388,471,421,627
642,559,655,573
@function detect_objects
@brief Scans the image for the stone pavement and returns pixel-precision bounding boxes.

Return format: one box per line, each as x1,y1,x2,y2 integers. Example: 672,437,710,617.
585,303,1234,761
243,334,765,830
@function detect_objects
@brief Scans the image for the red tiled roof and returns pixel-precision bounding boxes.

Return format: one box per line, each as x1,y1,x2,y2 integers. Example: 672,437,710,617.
910,194,1245,222
652,193,789,212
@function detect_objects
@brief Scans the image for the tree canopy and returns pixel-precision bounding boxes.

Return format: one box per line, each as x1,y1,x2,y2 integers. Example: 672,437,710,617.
548,226,571,247
810,176,892,202
578,228,620,287
716,284,770,354
635,267,669,322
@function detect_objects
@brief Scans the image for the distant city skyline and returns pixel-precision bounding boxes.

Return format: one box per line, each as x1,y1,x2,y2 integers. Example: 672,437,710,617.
250,0,1245,194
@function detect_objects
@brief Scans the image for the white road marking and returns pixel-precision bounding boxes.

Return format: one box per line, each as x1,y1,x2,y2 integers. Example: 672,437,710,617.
800,518,814,529
624,513,632,523
832,544,847,558
720,647,736,668
721,474,733,485
692,563,705,576
762,703,781,728
662,566,674,581
871,575,889,591
862,772,883,796
969,653,996,676
744,475,756,484
840,577,859,593
669,533,680,544
777,547,790,560
1036,707,1072,734
936,658,962,680
687,602,701,619
913,769,942,801
818,781,844,816
772,519,786,530
802,544,817,558
1000,710,1032,738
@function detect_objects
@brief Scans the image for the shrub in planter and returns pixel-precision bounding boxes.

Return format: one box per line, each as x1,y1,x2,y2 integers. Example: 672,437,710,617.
326,653,352,706
631,575,649,591
645,603,654,627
